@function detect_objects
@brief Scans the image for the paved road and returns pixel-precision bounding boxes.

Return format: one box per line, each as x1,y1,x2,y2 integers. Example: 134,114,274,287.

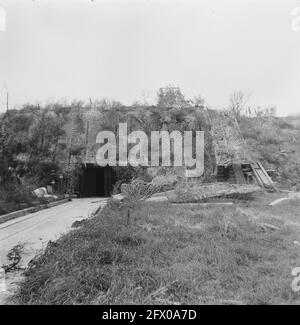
0,198,107,266
0,197,107,304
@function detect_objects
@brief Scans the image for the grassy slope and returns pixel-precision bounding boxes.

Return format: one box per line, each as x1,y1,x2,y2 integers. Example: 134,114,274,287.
15,194,300,305
240,116,300,188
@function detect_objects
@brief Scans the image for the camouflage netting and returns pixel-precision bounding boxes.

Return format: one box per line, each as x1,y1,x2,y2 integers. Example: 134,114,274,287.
204,109,251,166
65,105,217,179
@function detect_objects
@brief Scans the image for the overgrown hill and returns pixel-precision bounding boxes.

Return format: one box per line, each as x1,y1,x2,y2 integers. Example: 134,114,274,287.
1,101,300,214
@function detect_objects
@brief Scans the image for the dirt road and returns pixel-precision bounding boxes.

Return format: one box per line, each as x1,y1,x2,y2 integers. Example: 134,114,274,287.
0,197,107,304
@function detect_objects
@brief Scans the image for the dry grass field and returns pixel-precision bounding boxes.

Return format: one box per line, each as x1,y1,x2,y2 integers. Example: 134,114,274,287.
13,192,300,305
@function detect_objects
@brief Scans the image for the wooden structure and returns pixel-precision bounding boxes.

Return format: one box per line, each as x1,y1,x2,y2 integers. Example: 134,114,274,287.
207,109,274,187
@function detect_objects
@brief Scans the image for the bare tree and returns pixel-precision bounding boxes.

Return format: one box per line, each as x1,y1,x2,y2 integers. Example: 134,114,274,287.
253,105,277,117
229,91,250,118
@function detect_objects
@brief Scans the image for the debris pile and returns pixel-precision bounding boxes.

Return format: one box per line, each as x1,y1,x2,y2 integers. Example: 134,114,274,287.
167,182,261,203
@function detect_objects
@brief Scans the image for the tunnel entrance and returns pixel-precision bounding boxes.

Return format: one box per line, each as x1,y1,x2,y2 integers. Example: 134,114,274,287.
79,164,113,197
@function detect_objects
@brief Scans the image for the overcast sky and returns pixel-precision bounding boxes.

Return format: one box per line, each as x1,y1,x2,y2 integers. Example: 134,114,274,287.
0,0,300,116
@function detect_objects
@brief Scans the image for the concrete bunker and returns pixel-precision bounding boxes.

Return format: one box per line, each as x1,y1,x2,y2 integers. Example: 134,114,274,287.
79,164,114,197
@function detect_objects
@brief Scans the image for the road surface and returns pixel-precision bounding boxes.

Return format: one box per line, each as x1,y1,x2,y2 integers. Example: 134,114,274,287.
0,197,107,304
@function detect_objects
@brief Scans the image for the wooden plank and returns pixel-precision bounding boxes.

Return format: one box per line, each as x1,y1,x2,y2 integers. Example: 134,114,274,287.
256,161,273,185
250,163,264,185
256,168,270,184
250,161,273,186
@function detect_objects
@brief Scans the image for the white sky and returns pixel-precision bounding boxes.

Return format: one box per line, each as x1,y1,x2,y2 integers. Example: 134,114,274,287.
0,0,300,116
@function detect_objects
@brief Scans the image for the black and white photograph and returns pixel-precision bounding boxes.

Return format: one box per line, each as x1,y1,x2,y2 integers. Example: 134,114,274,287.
0,0,300,310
